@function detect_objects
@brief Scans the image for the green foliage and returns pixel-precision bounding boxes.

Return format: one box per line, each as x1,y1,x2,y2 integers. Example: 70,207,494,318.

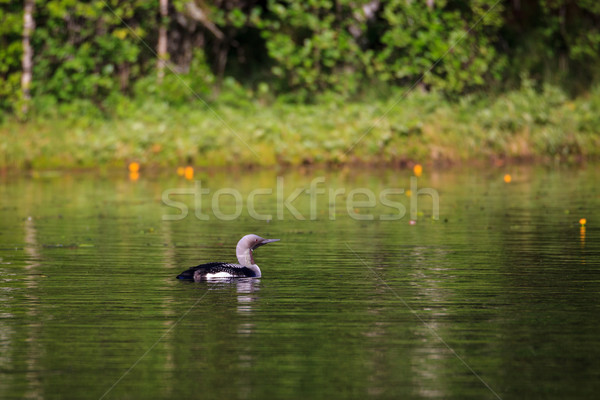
1,0,600,114
378,0,505,93
501,0,600,90
0,0,24,111
2,85,600,169
32,0,157,105
133,50,216,106
254,0,508,96
257,0,368,97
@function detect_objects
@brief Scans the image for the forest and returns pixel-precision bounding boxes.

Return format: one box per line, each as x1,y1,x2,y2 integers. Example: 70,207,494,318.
1,0,600,167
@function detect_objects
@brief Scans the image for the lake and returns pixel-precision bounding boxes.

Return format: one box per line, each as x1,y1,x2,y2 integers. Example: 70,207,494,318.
1,165,599,399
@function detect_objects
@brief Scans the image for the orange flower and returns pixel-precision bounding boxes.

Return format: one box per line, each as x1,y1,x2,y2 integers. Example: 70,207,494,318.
413,164,423,177
503,174,511,183
128,162,140,173
184,166,194,180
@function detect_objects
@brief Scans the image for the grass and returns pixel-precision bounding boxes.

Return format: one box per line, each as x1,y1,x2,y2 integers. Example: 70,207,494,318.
1,83,600,170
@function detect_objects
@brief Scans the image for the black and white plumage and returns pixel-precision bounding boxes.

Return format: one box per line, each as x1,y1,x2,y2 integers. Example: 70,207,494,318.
176,262,259,280
176,234,280,281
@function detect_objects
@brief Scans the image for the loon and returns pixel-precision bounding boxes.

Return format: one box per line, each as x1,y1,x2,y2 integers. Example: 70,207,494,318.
176,234,279,281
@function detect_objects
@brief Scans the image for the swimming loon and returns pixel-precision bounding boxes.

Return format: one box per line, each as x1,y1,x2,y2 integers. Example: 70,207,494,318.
176,234,279,281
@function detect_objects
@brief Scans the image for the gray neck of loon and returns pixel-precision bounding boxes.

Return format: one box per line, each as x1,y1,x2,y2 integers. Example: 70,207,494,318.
236,247,261,277
236,244,255,267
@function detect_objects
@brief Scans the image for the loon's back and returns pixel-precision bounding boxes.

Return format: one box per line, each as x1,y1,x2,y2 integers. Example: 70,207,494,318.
176,262,259,281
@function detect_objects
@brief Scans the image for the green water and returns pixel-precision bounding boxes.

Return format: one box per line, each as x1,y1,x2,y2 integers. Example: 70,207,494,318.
1,166,599,399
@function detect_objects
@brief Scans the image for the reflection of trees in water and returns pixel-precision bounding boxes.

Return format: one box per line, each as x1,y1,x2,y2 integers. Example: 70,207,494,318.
362,245,454,398
24,216,42,399
408,245,452,399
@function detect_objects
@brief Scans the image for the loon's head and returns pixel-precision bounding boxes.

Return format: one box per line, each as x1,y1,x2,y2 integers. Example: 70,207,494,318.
236,234,279,266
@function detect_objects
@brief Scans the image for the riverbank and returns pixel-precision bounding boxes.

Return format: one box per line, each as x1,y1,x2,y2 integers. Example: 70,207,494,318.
2,84,599,170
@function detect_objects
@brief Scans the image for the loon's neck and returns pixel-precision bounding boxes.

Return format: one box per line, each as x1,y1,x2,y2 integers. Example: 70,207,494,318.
236,247,254,266
236,245,261,277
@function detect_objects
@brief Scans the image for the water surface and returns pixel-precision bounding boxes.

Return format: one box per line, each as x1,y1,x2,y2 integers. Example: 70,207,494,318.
1,166,599,399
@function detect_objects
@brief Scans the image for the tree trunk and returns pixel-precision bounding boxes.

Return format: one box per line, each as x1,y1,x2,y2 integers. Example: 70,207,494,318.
157,0,169,83
185,2,224,40
21,0,35,115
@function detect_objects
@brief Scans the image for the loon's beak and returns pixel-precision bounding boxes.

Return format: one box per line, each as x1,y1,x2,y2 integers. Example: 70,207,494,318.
254,238,280,249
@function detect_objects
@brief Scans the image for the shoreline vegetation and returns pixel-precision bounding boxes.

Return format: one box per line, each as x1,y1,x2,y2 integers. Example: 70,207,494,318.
3,1,600,172
2,83,599,171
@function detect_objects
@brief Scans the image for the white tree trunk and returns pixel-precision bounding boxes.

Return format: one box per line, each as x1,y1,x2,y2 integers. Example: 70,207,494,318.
157,0,168,83
21,0,35,114
185,1,224,40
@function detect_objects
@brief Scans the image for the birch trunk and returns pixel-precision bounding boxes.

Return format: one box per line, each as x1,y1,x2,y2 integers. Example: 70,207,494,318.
157,0,168,83
21,0,35,114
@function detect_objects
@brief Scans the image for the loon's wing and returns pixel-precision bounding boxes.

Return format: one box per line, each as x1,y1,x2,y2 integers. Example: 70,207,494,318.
176,262,255,280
